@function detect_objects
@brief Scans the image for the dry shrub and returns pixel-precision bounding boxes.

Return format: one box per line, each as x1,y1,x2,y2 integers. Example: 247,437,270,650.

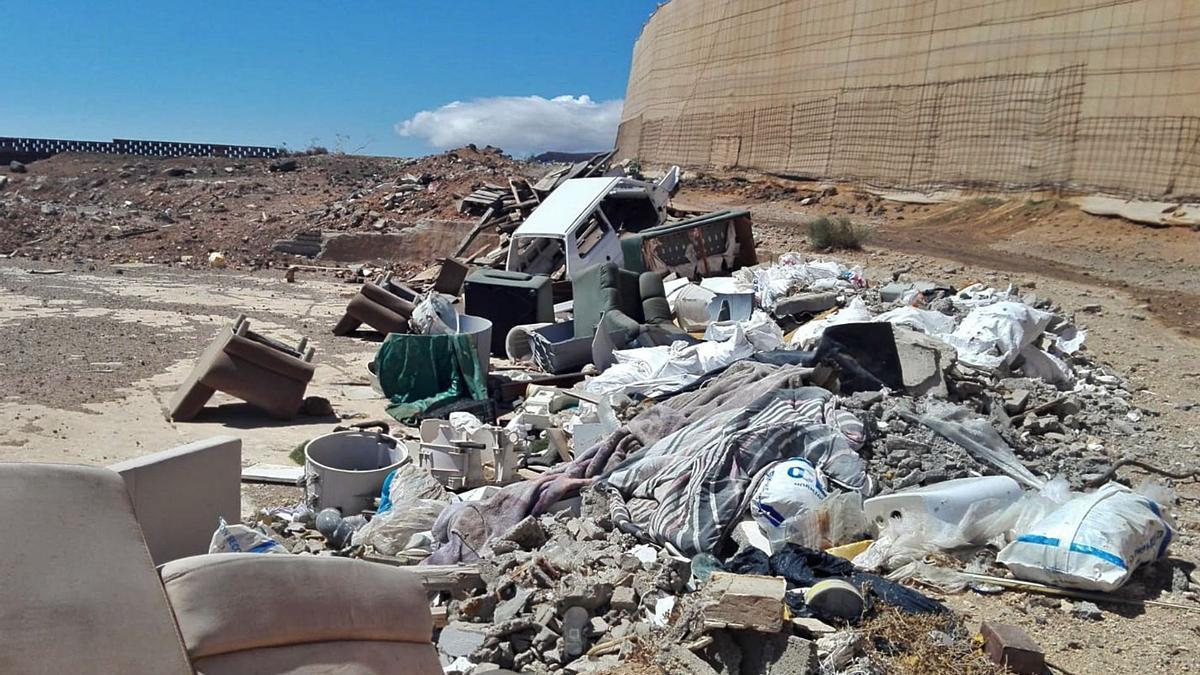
808,215,870,250
858,608,1005,675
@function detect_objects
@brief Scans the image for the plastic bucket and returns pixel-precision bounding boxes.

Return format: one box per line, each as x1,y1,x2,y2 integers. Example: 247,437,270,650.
304,430,405,515
456,313,493,373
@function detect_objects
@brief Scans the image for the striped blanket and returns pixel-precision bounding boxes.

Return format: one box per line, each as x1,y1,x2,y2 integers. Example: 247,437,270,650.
604,387,871,556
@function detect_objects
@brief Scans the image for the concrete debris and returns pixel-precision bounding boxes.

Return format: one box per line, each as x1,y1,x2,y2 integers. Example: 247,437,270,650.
702,573,787,632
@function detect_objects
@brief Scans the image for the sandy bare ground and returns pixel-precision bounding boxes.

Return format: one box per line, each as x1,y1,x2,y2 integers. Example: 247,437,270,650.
0,260,387,466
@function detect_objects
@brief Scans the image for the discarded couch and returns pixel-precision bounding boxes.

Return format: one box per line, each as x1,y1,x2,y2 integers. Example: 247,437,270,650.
0,462,441,675
333,273,420,336
168,315,316,421
530,263,691,374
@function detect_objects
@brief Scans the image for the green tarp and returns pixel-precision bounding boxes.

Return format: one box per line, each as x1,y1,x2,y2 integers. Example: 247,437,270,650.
374,332,487,424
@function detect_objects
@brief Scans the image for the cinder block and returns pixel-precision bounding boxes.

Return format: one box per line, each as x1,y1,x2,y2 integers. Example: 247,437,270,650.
110,436,241,564
980,621,1044,675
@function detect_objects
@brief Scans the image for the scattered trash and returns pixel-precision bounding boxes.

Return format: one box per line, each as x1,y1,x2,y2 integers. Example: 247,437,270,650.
71,152,1184,674
209,517,288,554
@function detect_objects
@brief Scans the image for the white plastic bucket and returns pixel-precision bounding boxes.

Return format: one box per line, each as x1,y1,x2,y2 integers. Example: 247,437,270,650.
304,430,405,515
456,313,493,373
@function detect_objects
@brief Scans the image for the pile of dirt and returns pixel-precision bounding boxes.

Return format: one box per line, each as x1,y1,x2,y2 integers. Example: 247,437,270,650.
0,146,544,270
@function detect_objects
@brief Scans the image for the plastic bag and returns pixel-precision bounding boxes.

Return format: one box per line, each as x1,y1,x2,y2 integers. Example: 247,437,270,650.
767,491,871,551
853,478,1069,572
410,293,460,335
997,482,1175,591
944,301,1052,370
376,461,450,514
787,297,873,349
352,498,448,556
209,517,287,554
875,306,956,336
751,458,829,531
703,309,784,352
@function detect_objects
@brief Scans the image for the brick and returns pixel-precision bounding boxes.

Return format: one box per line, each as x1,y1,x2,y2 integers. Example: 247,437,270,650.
980,621,1045,675
702,572,786,632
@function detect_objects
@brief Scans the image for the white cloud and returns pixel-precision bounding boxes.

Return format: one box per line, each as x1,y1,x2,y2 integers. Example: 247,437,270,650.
396,94,622,155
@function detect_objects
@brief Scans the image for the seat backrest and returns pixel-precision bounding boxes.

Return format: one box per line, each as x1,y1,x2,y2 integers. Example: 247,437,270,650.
639,271,673,325
572,263,642,338
162,554,440,674
0,464,193,675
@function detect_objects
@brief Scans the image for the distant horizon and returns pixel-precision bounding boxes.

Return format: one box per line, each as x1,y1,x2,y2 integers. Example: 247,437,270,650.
0,1,661,157
0,132,610,161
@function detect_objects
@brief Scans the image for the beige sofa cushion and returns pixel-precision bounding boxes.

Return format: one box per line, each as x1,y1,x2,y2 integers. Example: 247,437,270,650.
192,640,443,675
0,464,192,675
161,554,434,658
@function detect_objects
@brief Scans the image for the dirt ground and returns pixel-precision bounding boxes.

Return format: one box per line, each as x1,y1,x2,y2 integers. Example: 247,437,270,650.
0,260,389,469
3,155,1200,673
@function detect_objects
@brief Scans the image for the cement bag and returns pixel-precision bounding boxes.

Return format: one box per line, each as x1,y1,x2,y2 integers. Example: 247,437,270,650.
673,283,717,331
944,301,1052,370
751,458,829,531
996,482,1174,592
209,518,288,554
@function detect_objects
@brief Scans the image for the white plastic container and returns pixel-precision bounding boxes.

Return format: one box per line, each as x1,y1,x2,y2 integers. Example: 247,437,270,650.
456,313,493,373
863,475,1022,530
304,430,406,515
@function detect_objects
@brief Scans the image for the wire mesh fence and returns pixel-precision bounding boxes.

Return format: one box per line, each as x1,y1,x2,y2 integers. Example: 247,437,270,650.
618,0,1200,199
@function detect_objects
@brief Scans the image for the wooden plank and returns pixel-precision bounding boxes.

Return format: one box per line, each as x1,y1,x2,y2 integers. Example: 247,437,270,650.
359,559,484,592
241,464,303,485
453,207,495,257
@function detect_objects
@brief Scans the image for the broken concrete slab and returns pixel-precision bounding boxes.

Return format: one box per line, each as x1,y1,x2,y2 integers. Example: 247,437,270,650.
1004,388,1031,415
494,588,533,624
498,515,547,551
240,463,303,485
610,586,638,611
667,645,720,675
438,622,489,659
732,632,818,675
790,617,837,638
702,572,787,632
893,326,955,397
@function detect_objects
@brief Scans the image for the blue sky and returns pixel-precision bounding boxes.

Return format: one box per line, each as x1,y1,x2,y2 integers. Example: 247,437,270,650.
1,1,663,156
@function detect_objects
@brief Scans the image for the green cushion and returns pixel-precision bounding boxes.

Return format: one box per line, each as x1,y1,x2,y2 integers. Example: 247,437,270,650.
572,263,642,338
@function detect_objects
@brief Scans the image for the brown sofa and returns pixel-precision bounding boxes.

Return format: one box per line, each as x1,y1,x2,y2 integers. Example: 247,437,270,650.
0,463,442,675
333,276,419,336
169,315,316,421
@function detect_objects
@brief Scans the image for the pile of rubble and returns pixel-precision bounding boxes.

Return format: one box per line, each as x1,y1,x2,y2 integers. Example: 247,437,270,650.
146,158,1192,674
0,145,550,269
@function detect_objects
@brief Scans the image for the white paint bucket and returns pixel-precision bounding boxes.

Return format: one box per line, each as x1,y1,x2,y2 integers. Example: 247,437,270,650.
304,430,405,515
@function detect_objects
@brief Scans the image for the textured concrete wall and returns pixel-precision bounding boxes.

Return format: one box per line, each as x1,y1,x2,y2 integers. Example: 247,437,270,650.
617,0,1200,199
